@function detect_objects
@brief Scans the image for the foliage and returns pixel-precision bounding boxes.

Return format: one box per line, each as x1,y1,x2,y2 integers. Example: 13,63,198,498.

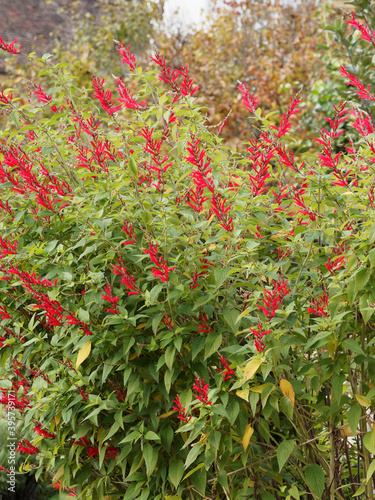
1,11,375,500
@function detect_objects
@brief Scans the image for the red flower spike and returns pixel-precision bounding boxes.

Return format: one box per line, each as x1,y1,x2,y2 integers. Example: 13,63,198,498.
164,311,173,330
111,259,140,295
102,284,119,314
65,313,93,336
143,242,176,283
219,356,235,380
198,313,212,335
250,321,271,353
325,243,346,274
258,277,290,319
238,82,259,114
17,439,39,455
116,43,137,72
52,480,77,497
345,13,375,46
0,35,21,54
172,394,191,422
192,377,212,406
31,84,52,104
185,139,214,192
340,65,375,102
308,289,329,317
0,305,11,319
92,76,122,115
115,77,147,109
210,194,233,232
34,422,55,438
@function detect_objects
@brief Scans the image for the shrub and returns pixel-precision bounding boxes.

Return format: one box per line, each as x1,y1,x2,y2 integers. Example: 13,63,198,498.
1,15,375,499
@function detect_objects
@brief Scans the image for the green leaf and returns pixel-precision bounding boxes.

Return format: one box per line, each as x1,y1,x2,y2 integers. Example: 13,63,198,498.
152,312,163,334
144,431,160,441
143,442,158,477
355,268,370,293
354,484,365,497
277,439,295,471
185,444,202,469
366,460,375,484
369,249,375,268
204,331,222,359
364,430,375,455
190,468,206,495
369,222,375,244
128,157,138,181
168,459,184,489
342,338,364,355
305,464,325,498
347,404,361,436
223,307,241,333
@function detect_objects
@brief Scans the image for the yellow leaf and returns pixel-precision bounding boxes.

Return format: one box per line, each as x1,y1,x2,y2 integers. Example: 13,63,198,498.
340,424,360,437
355,394,371,407
243,358,262,384
159,410,176,419
52,465,64,484
250,383,273,394
55,411,62,427
236,389,250,401
76,340,91,369
136,323,147,330
208,244,216,251
242,424,254,451
280,379,295,407
129,353,138,360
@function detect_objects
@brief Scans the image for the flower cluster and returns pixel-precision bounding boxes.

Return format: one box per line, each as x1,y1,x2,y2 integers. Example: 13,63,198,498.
258,278,290,319
250,321,271,353
192,377,212,406
172,395,191,422
143,242,176,282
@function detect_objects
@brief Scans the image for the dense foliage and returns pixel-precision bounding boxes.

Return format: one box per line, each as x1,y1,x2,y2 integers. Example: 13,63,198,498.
1,1,375,499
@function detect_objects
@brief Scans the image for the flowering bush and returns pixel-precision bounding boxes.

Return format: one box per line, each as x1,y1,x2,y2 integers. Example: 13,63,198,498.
1,12,375,499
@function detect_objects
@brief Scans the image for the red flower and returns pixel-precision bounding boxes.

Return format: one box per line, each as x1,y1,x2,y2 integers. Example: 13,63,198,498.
92,76,122,115
0,35,21,54
238,82,259,114
116,42,138,72
143,242,176,282
122,221,137,246
65,313,93,336
111,259,140,295
192,377,212,406
172,395,191,422
52,480,77,497
250,321,271,353
34,422,55,438
345,13,375,46
102,284,119,314
17,439,39,455
340,66,375,101
258,278,290,319
308,289,329,317
219,356,235,380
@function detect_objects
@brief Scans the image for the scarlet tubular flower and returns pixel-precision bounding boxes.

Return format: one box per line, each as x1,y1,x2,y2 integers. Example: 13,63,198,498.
102,284,119,314
185,139,214,192
140,127,172,185
308,290,329,317
66,313,93,336
0,90,13,105
250,321,271,353
350,109,375,137
198,313,213,335
151,53,199,103
238,82,259,114
340,66,375,102
34,422,55,438
345,13,375,46
108,380,127,402
219,356,235,380
111,259,140,295
210,194,233,232
122,221,137,247
258,278,290,319
0,35,21,54
325,244,345,274
31,84,52,104
74,437,119,460
271,96,301,138
193,377,212,406
164,311,173,330
92,76,122,115
172,394,191,422
0,236,17,257
115,77,147,109
0,305,11,319
116,42,137,72
143,242,176,283
246,137,275,196
52,481,77,497
76,385,89,401
17,439,39,455
186,185,208,213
